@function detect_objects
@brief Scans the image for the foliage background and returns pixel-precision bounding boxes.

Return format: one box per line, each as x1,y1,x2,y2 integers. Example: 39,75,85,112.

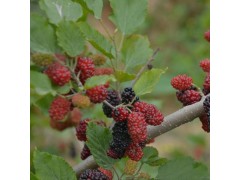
30,0,210,172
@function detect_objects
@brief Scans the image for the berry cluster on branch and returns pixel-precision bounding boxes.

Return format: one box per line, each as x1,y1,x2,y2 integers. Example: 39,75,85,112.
103,87,164,161
31,19,210,179
171,30,210,133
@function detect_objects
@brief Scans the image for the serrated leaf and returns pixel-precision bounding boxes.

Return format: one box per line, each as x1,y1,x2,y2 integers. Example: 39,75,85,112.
33,150,77,180
84,75,116,89
141,147,158,163
35,93,55,116
52,83,71,94
86,122,117,169
39,0,83,25
30,14,58,53
83,0,103,19
109,0,147,35
133,68,166,96
56,21,85,57
78,22,114,58
30,172,39,180
122,35,153,72
30,88,42,105
156,157,209,180
30,70,54,95
114,70,135,82
148,158,168,167
140,147,167,167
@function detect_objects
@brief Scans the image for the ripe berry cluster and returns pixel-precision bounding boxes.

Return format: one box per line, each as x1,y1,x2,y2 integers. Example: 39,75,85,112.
32,53,114,131
81,144,91,160
171,74,202,106
48,94,90,131
202,96,210,132
49,96,82,131
35,53,123,162
171,30,210,133
105,87,164,161
200,31,210,132
79,169,109,180
102,90,121,118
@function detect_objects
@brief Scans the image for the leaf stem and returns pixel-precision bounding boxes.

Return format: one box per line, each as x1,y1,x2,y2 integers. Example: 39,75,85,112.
118,33,125,53
131,48,160,87
112,166,121,180
133,163,143,178
119,171,126,179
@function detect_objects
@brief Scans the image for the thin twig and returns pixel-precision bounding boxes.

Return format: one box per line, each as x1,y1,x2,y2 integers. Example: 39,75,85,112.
54,56,83,88
116,82,122,101
98,20,117,72
131,48,160,87
103,100,115,109
115,33,125,70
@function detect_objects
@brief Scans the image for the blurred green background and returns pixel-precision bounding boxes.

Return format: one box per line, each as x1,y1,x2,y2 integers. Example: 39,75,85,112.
30,0,210,171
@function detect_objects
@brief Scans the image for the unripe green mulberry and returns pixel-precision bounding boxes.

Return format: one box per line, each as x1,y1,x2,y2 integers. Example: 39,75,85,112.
72,94,91,108
124,159,138,175
90,54,106,66
137,172,151,179
31,53,54,66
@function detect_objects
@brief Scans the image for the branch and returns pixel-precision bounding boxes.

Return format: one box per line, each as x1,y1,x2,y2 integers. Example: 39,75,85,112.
131,48,160,87
73,95,208,176
74,156,98,177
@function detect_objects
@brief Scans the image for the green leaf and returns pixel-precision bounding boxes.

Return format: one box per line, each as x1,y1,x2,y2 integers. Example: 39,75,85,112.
114,157,129,178
30,70,54,95
86,122,117,169
156,157,209,180
84,75,116,89
148,158,168,167
109,0,147,35
141,147,159,163
78,22,114,58
133,68,166,96
52,83,71,94
83,0,103,19
33,150,77,180
35,93,55,116
114,71,135,83
121,35,153,72
30,88,42,105
30,14,58,53
56,21,85,57
30,172,39,180
39,0,83,25
141,147,167,167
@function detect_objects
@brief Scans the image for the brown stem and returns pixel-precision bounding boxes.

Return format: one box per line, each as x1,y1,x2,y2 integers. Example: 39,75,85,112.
131,48,160,87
